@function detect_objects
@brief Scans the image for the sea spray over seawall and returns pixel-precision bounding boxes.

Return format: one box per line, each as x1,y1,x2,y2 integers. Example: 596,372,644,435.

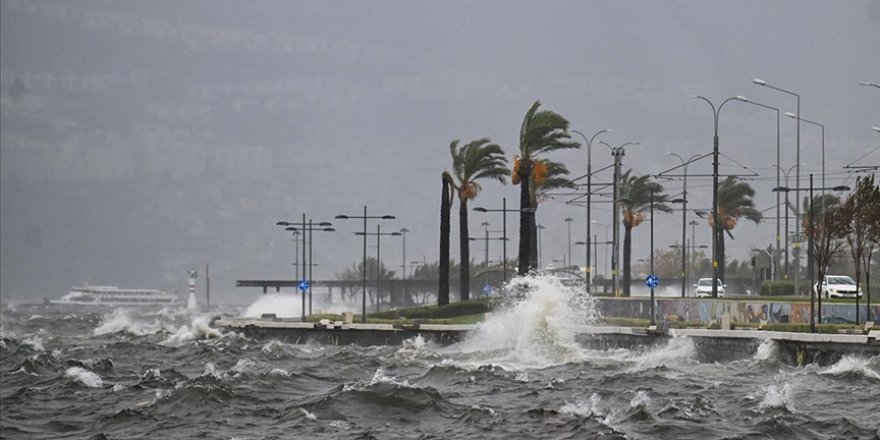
162,315,223,346
243,293,302,318
449,273,599,369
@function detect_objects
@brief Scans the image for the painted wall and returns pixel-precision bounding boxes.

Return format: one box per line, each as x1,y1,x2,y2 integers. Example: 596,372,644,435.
598,298,880,324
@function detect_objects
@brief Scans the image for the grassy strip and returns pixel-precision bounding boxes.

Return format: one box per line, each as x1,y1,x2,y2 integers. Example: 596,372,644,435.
369,298,496,320
306,313,485,325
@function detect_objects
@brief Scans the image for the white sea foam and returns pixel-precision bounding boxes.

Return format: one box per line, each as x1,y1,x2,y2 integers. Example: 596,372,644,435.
230,358,257,375
626,337,697,372
344,367,410,391
22,335,45,352
629,390,651,409
447,273,600,370
560,393,603,418
94,309,162,336
162,315,222,346
300,408,317,421
269,368,290,377
820,355,880,380
757,382,794,411
66,366,103,388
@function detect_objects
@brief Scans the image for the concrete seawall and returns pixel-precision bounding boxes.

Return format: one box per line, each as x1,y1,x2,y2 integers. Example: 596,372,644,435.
214,318,880,366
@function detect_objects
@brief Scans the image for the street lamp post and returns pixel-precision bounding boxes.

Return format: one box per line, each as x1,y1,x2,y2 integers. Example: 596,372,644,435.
474,198,534,282
754,78,802,296
737,96,782,280
772,178,850,332
564,217,574,269
599,141,640,296
355,225,402,313
785,112,825,193
335,206,395,323
773,163,801,280
277,217,334,320
691,94,742,298
537,224,546,268
572,129,610,293
669,153,701,296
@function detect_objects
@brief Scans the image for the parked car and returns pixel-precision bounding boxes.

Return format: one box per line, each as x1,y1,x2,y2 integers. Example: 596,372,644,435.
814,275,863,299
694,278,725,298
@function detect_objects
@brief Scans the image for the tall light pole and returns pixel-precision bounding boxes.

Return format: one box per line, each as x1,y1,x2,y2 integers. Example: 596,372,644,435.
772,178,849,332
773,163,801,280
691,94,742,297
355,225,402,313
754,78,801,294
278,218,334,320
669,152,701,296
572,129,610,292
785,113,825,191
536,224,546,268
399,228,410,279
474,198,533,282
335,207,395,323
737,96,782,279
564,217,574,268
599,141,640,296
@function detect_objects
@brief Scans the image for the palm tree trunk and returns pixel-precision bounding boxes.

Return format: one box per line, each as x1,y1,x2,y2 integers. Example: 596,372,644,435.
459,197,471,301
439,173,452,306
623,224,632,297
518,163,533,275
529,206,538,269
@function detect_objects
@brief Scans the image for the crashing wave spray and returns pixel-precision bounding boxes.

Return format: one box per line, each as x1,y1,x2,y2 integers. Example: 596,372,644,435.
243,293,301,318
449,273,600,369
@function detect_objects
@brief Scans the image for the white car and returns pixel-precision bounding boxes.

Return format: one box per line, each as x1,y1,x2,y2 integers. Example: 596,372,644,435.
694,278,725,298
815,275,863,299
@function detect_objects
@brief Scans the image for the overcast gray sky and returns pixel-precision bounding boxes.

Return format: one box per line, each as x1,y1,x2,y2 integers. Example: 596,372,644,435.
2,0,878,303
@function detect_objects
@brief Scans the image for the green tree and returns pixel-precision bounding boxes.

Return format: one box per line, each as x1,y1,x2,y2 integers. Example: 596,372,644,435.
804,194,849,322
618,170,671,296
449,138,509,301
513,101,580,275
337,257,396,306
709,177,763,284
842,175,880,323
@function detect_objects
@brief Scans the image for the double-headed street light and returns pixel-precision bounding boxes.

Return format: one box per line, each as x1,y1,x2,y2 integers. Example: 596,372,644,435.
335,207,395,323
772,177,850,333
669,152,702,296
355,225,402,313
691,94,742,298
572,129,611,293
277,217,334,320
736,96,782,279
600,141,640,296
773,163,802,279
784,112,825,191
474,197,534,282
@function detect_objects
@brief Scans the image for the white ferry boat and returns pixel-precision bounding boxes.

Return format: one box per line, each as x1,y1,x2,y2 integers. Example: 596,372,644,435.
48,285,179,307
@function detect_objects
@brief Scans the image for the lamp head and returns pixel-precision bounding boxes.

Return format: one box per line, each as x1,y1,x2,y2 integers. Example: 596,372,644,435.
335,215,349,219
285,226,298,231
318,222,332,227
771,187,790,193
323,228,335,232
473,207,487,212
390,232,402,236
832,185,850,191
276,221,290,226
736,95,749,102
381,215,395,220
784,112,797,119
753,78,766,86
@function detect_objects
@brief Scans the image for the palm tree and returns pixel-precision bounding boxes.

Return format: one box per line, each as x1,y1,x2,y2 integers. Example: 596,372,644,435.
529,160,576,267
449,138,509,301
514,101,580,275
618,170,671,296
438,171,454,306
710,177,762,283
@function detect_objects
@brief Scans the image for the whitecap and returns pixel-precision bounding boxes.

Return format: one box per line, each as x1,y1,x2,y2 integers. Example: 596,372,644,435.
820,355,880,380
161,315,222,346
66,366,103,388
94,309,162,336
757,382,794,411
300,408,317,421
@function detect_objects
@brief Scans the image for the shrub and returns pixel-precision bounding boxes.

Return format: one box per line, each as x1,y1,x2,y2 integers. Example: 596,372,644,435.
760,280,794,296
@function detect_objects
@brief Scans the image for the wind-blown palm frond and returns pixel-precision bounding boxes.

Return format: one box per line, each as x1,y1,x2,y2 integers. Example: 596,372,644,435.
449,138,508,301
619,170,673,222
533,160,575,203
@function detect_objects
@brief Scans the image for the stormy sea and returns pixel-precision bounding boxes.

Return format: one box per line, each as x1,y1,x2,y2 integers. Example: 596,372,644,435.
2,276,879,439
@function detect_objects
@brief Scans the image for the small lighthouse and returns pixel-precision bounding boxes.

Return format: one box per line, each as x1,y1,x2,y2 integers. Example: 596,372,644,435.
187,269,198,310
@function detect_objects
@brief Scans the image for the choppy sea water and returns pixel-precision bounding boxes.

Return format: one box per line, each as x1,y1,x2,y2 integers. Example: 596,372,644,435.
2,275,879,439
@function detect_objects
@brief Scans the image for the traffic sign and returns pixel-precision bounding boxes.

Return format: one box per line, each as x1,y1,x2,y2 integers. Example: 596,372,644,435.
298,279,310,292
645,274,660,289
